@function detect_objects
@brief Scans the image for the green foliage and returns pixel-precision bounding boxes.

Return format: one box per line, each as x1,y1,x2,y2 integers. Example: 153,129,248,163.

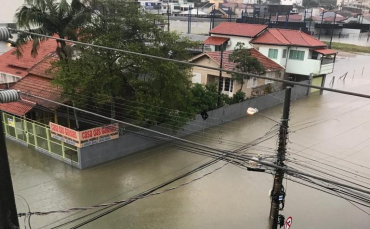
231,91,246,103
264,84,273,94
15,0,92,59
229,42,265,92
323,41,370,53
190,83,246,113
190,83,218,113
302,0,319,7
53,0,200,131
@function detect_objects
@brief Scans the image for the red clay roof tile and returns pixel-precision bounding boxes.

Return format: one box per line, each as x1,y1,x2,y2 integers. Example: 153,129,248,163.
0,100,35,116
0,38,58,78
203,36,230,45
251,28,327,47
10,75,63,110
210,22,267,38
192,49,284,72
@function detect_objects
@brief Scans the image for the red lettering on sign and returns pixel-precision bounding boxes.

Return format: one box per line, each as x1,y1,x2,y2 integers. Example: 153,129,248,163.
93,128,101,137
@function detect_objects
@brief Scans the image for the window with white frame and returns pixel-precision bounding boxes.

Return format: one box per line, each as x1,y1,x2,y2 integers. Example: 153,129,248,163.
289,50,305,60
268,49,278,59
219,77,234,92
247,77,258,88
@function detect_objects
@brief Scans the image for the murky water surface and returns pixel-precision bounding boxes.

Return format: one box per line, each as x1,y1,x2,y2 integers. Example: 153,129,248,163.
7,53,370,228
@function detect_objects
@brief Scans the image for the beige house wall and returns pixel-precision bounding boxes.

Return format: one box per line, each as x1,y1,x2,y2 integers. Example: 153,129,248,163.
191,56,282,98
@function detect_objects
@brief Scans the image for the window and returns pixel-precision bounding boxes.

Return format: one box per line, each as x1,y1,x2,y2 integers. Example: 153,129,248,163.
268,49,278,59
289,50,305,60
174,5,180,10
282,49,287,58
219,77,234,92
192,73,201,84
247,77,258,88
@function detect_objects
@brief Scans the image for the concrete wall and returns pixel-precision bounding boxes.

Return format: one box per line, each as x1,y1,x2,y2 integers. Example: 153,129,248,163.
79,81,310,169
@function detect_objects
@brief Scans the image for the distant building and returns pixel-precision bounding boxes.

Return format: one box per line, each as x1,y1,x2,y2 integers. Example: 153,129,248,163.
251,28,337,91
205,22,267,50
190,49,284,97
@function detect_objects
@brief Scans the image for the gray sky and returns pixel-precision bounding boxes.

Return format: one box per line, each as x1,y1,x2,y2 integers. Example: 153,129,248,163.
0,0,24,23
0,0,72,23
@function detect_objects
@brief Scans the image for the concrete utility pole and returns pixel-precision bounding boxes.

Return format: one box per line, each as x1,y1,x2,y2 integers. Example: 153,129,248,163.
318,10,326,40
329,12,338,49
0,90,21,229
217,41,228,107
269,86,291,229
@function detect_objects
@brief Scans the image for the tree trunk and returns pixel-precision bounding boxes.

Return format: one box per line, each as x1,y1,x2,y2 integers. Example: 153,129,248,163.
72,101,80,130
110,90,116,122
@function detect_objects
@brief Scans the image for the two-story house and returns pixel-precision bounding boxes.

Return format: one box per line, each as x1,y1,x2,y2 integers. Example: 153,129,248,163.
250,28,337,92
204,22,267,52
190,48,285,97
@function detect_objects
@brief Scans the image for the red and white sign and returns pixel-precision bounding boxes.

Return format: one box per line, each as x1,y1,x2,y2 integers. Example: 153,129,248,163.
80,124,118,141
49,122,119,148
284,216,292,229
50,122,79,141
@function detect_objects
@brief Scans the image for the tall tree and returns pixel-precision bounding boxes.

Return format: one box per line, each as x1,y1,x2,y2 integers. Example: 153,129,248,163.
228,42,265,92
15,0,92,59
53,0,200,131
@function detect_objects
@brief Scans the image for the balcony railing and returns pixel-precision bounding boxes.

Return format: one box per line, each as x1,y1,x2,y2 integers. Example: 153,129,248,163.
286,58,335,76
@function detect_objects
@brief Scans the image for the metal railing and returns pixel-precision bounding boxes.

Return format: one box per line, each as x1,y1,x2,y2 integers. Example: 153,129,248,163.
1,112,78,164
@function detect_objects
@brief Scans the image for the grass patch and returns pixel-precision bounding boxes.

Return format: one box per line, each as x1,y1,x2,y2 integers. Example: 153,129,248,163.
324,41,370,53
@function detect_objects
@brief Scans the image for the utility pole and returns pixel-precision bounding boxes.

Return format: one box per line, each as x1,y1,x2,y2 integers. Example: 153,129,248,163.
217,42,226,107
0,90,21,229
318,10,325,40
167,4,170,32
269,86,291,229
329,12,337,49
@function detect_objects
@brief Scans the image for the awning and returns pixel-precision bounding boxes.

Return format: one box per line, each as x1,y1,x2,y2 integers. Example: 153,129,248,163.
0,100,35,116
203,36,229,46
315,49,337,55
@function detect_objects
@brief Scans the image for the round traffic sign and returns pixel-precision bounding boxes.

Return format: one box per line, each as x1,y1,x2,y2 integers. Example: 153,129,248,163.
284,216,292,229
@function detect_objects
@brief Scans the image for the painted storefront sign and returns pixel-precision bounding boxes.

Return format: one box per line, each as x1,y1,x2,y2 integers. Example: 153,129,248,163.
49,122,119,148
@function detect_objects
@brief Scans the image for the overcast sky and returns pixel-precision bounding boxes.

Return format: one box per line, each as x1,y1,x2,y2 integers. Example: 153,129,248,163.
0,0,73,23
0,0,24,23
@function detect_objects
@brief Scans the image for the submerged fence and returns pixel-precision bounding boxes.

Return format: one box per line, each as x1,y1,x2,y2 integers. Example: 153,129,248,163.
1,112,79,165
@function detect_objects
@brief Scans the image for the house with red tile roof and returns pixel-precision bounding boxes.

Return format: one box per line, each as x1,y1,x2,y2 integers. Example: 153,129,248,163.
205,22,267,52
0,39,64,122
0,38,57,87
189,48,284,97
250,28,337,88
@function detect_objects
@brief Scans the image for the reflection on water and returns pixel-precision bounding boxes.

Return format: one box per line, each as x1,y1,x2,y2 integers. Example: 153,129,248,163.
8,53,370,229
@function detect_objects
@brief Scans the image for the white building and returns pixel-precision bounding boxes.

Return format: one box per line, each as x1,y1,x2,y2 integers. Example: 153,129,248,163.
204,22,267,51
251,28,337,91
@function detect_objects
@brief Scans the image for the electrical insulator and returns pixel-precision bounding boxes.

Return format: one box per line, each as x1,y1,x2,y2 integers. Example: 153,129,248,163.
0,27,10,41
0,90,20,103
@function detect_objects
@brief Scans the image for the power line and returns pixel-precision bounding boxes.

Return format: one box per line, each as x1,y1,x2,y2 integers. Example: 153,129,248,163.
18,92,370,196
8,28,370,100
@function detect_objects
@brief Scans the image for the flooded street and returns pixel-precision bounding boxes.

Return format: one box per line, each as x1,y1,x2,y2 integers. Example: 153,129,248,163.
7,53,370,228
